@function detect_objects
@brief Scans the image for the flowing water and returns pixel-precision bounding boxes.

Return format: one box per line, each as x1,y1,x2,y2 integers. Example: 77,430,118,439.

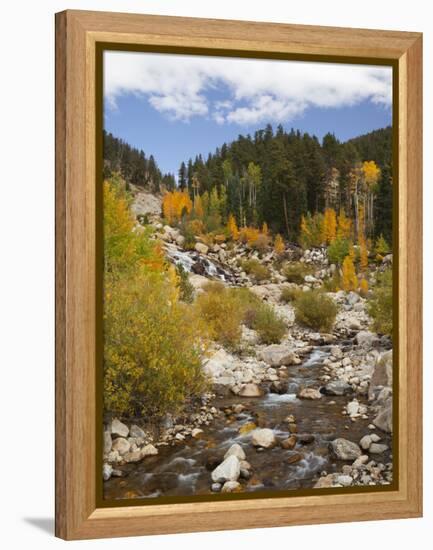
164,243,235,282
104,347,392,500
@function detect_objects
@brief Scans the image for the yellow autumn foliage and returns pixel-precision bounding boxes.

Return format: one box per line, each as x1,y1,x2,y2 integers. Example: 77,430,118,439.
337,209,352,240
362,160,381,186
162,189,193,224
227,213,239,240
323,208,337,244
273,233,285,255
104,178,208,418
341,253,358,292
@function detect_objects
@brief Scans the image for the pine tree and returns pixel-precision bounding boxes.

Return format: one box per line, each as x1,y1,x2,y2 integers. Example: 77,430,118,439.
178,162,187,190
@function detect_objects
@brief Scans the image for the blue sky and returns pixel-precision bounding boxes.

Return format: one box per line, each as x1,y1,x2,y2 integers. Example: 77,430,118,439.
104,51,392,177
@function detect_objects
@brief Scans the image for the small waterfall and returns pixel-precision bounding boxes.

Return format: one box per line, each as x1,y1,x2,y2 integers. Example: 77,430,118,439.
164,244,234,282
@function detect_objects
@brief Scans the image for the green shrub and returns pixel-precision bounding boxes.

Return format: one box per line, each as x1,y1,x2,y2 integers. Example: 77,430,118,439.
323,273,341,292
327,237,351,265
247,304,286,344
280,286,301,303
367,268,392,336
294,290,338,332
240,258,271,282
282,261,312,284
176,265,194,303
195,283,244,348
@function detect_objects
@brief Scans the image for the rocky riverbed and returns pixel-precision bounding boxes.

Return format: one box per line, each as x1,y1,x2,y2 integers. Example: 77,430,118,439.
102,189,394,499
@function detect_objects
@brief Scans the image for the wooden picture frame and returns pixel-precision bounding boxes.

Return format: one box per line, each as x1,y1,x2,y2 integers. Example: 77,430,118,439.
55,9,422,540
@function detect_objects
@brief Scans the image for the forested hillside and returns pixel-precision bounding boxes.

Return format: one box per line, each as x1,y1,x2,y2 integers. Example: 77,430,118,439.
104,125,393,245
103,130,176,192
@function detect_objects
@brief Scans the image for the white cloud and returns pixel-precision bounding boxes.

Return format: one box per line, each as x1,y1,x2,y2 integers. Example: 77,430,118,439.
104,51,392,126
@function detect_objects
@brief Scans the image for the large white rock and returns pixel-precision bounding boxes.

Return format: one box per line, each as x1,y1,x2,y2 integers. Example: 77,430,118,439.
259,344,297,367
346,400,360,416
251,428,277,448
224,443,246,461
111,437,131,456
141,444,159,457
103,463,113,481
238,383,262,397
195,242,209,255
204,348,235,379
298,387,322,400
331,438,362,460
211,455,241,483
111,418,129,438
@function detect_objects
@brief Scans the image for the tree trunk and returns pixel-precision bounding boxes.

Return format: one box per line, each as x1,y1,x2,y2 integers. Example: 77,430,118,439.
283,193,290,237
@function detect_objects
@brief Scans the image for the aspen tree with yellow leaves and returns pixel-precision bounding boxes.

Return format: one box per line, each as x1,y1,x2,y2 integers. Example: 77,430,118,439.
342,250,358,291
273,233,285,255
322,208,337,244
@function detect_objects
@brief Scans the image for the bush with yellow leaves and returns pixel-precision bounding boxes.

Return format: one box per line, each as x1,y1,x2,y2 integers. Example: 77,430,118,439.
104,178,208,419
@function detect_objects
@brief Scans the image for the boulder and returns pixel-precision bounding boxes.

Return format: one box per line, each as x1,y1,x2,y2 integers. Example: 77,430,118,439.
322,380,352,396
211,455,241,483
111,418,129,438
356,330,379,348
191,428,204,438
188,273,211,292
373,400,393,433
195,242,209,255
330,346,343,359
103,463,113,481
369,443,389,454
369,350,393,400
346,400,360,416
259,344,298,367
336,475,353,487
224,443,246,461
287,452,303,464
270,380,288,394
281,435,297,450
141,444,158,457
130,424,146,440
359,435,372,450
111,437,131,456
204,348,235,379
331,438,362,460
251,428,276,449
298,387,322,400
123,450,144,463
175,235,185,247
238,383,262,397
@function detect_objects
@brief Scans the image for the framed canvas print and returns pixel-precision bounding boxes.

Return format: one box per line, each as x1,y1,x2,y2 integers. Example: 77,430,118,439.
55,10,423,540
